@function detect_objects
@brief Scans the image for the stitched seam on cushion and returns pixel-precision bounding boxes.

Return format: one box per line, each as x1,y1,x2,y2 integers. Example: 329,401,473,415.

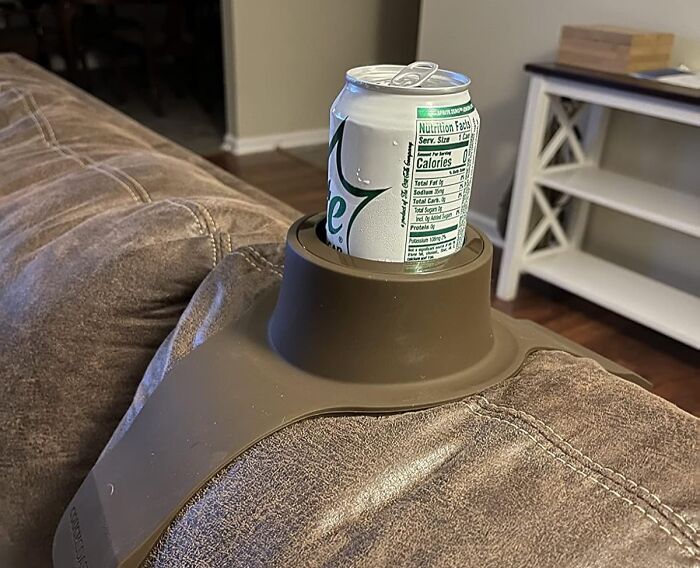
9,86,148,204
230,250,283,278
475,395,699,541
244,245,285,271
242,251,282,278
29,91,151,204
217,233,227,260
466,399,699,558
0,103,39,151
98,161,152,204
189,202,219,268
6,87,51,140
165,199,216,270
473,397,700,552
225,236,284,272
13,87,140,203
197,203,218,237
26,89,153,203
165,199,205,236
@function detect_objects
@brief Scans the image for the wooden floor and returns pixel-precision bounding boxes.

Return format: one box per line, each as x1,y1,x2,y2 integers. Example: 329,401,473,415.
208,149,699,415
209,150,328,214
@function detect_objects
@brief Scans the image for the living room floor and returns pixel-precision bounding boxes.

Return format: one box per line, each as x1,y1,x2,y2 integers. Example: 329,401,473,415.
208,148,699,416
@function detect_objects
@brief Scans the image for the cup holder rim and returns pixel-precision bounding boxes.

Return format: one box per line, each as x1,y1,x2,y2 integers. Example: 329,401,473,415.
290,212,490,279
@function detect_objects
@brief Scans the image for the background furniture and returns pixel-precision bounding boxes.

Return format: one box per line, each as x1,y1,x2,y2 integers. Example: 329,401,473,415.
54,0,188,114
497,63,700,349
0,0,50,64
557,25,674,74
2,54,697,568
0,52,295,565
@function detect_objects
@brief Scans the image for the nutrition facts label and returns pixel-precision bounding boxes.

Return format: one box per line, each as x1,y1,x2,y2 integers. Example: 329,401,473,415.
405,102,479,261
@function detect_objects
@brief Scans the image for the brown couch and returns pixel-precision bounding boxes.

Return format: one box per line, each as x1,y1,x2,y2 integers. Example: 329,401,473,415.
0,54,697,567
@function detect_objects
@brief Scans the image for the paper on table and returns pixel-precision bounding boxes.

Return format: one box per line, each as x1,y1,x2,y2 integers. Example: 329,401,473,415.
657,73,700,89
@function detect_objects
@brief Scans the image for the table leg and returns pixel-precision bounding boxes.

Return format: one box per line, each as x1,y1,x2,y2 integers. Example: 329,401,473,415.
497,76,552,301
567,104,611,247
54,0,78,81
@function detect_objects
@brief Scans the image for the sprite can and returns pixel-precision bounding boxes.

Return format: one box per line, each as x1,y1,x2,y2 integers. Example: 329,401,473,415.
326,61,480,263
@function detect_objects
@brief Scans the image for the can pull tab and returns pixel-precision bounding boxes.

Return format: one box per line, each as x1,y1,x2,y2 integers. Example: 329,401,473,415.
389,61,439,87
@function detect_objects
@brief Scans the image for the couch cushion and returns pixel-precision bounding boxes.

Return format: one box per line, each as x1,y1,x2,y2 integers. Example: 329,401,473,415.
0,54,294,566
1,54,698,568
102,251,699,568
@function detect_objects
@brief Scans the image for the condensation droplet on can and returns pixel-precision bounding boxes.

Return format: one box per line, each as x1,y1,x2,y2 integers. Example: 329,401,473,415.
356,168,372,186
326,64,477,262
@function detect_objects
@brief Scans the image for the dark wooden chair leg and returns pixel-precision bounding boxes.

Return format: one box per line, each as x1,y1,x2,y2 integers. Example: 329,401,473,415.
143,0,163,116
55,0,79,81
27,9,50,68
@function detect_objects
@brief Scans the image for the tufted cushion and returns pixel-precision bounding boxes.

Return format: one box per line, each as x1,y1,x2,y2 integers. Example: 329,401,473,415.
107,252,699,568
0,54,294,566
1,55,697,568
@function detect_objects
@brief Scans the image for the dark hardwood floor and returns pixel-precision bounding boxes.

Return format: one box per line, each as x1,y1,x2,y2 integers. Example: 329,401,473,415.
209,150,328,213
208,149,700,415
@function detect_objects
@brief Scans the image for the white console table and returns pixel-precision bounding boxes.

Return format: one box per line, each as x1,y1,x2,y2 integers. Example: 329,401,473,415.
497,63,700,349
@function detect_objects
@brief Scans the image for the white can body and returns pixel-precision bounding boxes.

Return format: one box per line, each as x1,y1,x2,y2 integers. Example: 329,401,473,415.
327,65,480,262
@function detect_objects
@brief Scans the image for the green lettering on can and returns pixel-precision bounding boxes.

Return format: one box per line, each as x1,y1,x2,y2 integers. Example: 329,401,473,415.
327,196,346,234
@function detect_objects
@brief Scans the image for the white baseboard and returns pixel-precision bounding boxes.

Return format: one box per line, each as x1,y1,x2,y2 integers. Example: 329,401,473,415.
468,210,504,248
221,128,328,156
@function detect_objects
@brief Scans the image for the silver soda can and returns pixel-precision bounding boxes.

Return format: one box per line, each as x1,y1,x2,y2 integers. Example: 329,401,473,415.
326,61,480,262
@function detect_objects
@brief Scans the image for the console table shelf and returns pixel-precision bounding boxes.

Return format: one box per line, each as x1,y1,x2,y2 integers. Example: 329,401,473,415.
497,62,699,349
526,249,700,347
535,165,700,238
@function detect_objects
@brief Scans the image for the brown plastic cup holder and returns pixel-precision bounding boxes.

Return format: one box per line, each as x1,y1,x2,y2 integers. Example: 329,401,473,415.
53,213,648,568
270,214,494,382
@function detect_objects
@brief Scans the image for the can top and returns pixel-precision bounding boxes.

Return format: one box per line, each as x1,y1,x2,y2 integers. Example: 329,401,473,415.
346,62,471,95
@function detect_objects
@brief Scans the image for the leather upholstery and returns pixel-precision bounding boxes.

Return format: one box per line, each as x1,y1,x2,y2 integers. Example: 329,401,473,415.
0,54,697,567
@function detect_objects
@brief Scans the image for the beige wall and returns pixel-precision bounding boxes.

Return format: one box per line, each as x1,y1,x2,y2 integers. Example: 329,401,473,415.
418,0,700,218
418,0,700,292
223,0,421,139
586,112,699,293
